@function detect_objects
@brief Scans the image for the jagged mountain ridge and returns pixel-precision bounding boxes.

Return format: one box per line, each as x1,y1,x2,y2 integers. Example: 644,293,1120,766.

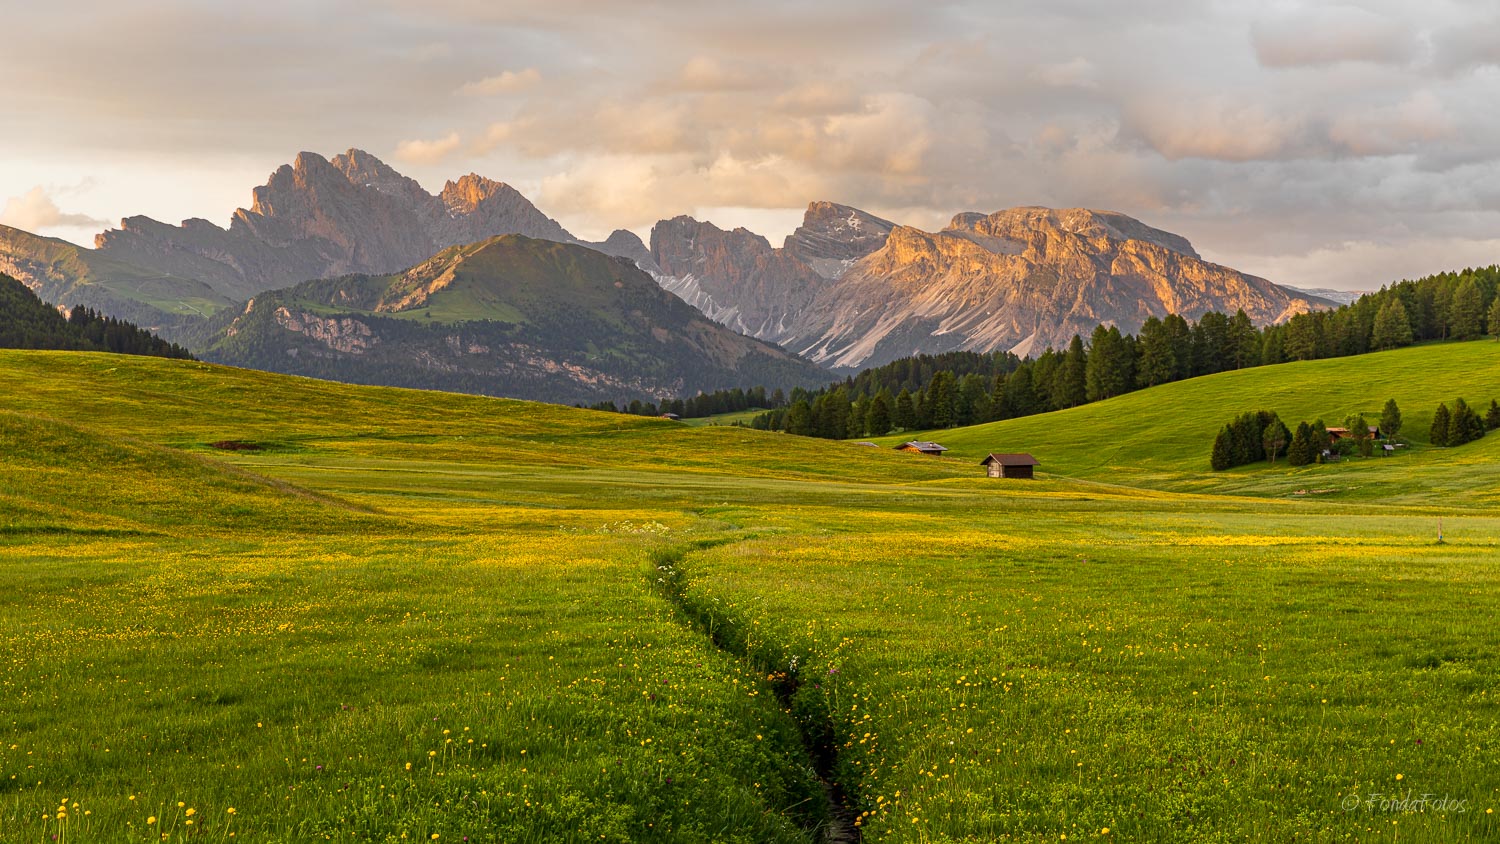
200,234,828,404
650,204,1333,369
93,148,650,303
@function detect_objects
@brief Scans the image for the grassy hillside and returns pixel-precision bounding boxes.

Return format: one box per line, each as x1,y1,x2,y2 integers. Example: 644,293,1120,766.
199,235,831,405
0,350,1496,841
876,339,1500,503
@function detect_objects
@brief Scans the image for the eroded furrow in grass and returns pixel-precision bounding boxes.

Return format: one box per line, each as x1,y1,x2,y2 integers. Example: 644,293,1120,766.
649,542,861,843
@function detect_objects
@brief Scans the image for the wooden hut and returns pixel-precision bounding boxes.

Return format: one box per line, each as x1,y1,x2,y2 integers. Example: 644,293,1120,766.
896,441,949,456
980,453,1039,479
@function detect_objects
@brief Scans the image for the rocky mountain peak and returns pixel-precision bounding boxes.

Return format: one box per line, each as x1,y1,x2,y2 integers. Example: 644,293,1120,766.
439,174,511,214
946,207,1200,259
85,149,596,302
783,201,896,278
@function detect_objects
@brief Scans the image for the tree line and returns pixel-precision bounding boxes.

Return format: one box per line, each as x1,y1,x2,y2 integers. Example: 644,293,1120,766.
585,263,1500,437
744,264,1500,440
0,274,194,360
1212,396,1497,470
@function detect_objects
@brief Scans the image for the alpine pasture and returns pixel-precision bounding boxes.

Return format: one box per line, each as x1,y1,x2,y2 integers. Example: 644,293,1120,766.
0,346,1495,842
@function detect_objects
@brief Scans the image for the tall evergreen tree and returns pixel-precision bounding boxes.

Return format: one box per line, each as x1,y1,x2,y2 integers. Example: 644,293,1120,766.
893,390,916,431
1052,335,1088,408
1085,325,1133,401
1211,427,1233,471
1371,298,1414,350
1136,316,1176,387
1450,278,1485,340
925,371,956,428
1287,422,1314,467
786,400,814,436
1004,364,1041,417
1448,398,1484,445
1380,398,1403,440
1430,402,1451,446
1228,310,1261,369
1489,295,1500,340
1487,399,1500,431
1311,419,1330,461
1283,312,1322,361
1346,413,1374,457
865,392,893,437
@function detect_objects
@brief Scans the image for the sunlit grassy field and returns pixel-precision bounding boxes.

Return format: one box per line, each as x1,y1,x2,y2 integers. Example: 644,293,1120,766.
0,349,1496,842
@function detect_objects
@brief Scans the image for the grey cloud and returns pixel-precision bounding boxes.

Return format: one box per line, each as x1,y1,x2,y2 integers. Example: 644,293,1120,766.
1251,7,1419,68
5,0,1500,292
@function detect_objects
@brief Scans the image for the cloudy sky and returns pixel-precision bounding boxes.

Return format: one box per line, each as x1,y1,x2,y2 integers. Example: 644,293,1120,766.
3,0,1499,290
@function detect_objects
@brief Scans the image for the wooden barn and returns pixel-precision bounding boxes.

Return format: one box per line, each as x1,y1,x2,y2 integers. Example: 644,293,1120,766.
980,453,1039,479
896,441,949,456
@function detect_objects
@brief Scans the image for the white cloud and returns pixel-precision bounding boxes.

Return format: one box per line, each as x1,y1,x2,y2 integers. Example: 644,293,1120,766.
457,68,542,96
393,133,463,165
0,187,108,232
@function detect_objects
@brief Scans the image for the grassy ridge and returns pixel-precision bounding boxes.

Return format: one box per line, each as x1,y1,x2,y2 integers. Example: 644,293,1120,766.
875,339,1500,502
0,347,1497,840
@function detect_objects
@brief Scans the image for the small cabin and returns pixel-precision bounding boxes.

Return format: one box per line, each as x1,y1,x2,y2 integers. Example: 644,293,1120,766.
980,452,1040,479
897,441,949,456
1326,425,1381,441
659,412,682,421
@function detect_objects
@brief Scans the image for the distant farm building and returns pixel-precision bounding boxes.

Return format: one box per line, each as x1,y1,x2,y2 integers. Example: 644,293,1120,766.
1326,425,1381,441
659,413,681,421
897,441,949,456
980,453,1040,479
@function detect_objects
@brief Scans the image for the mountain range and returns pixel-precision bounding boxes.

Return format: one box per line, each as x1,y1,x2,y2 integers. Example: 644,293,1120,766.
0,148,1335,398
650,205,1332,369
200,234,827,403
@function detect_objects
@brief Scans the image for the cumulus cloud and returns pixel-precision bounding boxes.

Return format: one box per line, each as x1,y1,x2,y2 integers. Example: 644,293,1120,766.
458,68,542,96
7,1,1500,288
0,187,108,232
393,133,463,165
1124,97,1309,162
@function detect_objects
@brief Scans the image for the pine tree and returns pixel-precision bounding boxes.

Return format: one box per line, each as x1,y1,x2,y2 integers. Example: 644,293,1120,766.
1136,317,1176,387
1489,295,1500,341
893,390,915,431
1283,313,1322,361
1380,398,1402,440
1450,278,1484,340
1164,314,1195,379
1288,422,1313,467
1085,325,1133,401
1052,335,1088,407
865,393,893,437
1311,420,1330,461
1371,298,1414,350
1004,364,1040,417
1228,310,1261,369
1211,427,1233,471
926,371,956,428
1347,413,1374,457
1448,398,1484,445
1430,402,1451,446
786,400,814,436
1487,399,1500,431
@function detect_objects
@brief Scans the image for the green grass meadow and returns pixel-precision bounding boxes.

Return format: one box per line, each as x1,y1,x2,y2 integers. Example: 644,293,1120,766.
0,347,1496,841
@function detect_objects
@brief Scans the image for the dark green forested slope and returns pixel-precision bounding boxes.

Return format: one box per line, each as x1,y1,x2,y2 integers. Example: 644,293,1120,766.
0,273,194,359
